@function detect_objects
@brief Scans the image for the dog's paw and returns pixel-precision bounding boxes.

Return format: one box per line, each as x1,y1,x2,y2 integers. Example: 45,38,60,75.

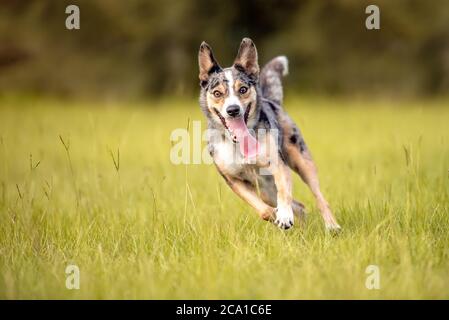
274,205,294,230
325,223,342,236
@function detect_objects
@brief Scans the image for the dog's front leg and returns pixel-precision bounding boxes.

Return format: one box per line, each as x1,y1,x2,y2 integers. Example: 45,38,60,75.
258,134,294,229
223,176,276,221
269,158,294,229
215,164,275,220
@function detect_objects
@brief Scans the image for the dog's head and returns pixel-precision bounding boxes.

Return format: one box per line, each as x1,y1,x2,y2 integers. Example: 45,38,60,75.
198,38,260,150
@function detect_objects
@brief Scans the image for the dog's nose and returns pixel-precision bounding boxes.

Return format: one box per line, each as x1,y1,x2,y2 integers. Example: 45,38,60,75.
226,105,241,117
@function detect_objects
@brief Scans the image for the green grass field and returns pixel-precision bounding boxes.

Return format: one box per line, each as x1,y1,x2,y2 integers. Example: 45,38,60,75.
0,96,448,299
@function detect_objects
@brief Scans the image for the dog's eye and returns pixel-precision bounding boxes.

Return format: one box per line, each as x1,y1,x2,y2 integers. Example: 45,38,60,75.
213,90,222,98
239,86,248,95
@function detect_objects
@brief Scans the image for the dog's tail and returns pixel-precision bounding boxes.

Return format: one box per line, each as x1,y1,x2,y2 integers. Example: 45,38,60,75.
259,56,288,105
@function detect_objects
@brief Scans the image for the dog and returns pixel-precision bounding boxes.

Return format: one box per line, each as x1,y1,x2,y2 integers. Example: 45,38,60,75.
198,38,340,231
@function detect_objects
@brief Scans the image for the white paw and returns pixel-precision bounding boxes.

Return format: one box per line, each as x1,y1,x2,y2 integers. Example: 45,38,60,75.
274,205,294,230
325,222,342,235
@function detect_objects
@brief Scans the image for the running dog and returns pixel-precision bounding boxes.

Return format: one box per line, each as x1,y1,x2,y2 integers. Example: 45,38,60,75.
198,38,340,231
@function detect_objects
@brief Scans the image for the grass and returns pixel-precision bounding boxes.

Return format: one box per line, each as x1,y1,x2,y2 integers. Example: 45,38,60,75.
0,95,448,299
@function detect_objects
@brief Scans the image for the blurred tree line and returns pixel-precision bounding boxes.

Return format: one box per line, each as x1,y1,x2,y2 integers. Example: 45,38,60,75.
0,0,448,99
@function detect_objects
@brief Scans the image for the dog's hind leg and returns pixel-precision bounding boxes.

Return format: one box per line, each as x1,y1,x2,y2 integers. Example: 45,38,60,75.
280,117,341,231
292,200,306,221
287,145,340,231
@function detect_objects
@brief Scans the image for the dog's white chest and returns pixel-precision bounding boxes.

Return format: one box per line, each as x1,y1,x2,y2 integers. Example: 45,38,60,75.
213,140,252,176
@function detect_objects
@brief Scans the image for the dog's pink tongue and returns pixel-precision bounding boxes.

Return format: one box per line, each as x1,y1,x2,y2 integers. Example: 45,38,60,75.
227,118,259,158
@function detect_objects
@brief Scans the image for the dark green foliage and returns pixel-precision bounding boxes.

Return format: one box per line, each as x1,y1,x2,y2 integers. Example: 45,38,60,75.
0,0,448,98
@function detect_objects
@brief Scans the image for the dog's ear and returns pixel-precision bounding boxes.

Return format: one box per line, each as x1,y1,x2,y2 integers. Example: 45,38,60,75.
198,41,221,88
233,38,259,80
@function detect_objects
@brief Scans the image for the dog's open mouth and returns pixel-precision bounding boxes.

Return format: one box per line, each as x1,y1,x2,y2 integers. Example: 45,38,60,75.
213,104,259,158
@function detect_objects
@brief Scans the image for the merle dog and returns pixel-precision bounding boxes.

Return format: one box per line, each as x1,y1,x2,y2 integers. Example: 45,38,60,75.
198,38,340,231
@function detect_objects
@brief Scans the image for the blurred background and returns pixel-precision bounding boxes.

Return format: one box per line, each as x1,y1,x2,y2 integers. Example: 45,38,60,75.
1,1,449,300
1,0,449,100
